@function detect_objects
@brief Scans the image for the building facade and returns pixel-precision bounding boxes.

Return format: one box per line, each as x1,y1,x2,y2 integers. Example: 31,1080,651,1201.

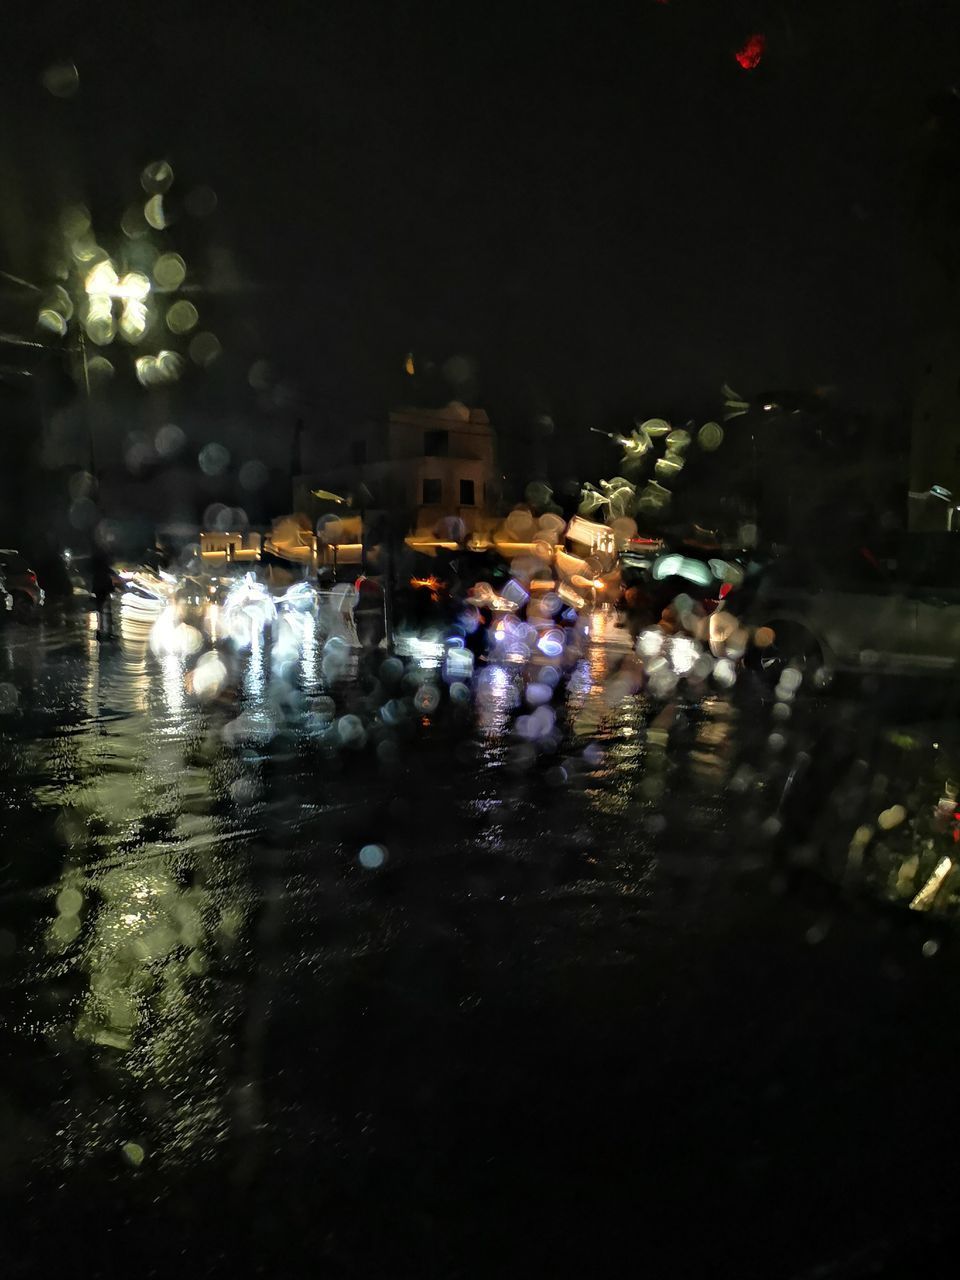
296,403,498,539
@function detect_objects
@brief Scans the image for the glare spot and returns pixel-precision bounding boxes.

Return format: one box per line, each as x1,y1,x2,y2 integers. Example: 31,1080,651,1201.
359,843,387,869
922,939,940,958
192,652,227,699
669,635,698,674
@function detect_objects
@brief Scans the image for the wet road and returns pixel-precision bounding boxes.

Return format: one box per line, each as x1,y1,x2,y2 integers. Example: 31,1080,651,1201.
2,611,960,1279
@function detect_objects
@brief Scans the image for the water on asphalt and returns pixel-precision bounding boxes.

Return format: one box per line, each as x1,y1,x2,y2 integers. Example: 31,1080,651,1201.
2,611,960,1279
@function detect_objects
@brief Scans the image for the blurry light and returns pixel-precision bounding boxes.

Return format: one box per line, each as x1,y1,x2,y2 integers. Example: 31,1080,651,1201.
155,349,184,381
38,308,67,335
655,452,685,479
141,160,174,194
144,194,167,230
59,204,91,238
85,313,116,346
85,260,118,296
135,356,158,386
198,442,230,475
735,32,766,69
121,204,150,239
42,62,79,97
404,352,415,376
189,331,222,367
698,421,724,451
192,651,227,699
640,418,671,436
670,635,699,674
878,804,907,831
155,423,185,457
910,857,952,911
117,271,151,300
119,299,149,343
652,553,712,587
70,233,100,263
154,252,187,290
359,844,387,869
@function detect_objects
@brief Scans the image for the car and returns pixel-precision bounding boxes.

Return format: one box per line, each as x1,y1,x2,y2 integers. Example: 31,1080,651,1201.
0,549,45,621
717,535,960,683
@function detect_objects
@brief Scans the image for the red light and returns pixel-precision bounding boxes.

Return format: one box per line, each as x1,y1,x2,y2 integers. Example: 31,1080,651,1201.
735,33,765,70
27,571,37,585
719,582,732,599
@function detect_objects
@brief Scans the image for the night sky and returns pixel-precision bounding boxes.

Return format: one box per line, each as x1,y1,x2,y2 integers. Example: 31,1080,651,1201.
3,0,959,454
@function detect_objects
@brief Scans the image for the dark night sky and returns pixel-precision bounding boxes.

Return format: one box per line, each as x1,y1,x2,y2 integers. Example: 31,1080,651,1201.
3,0,960,455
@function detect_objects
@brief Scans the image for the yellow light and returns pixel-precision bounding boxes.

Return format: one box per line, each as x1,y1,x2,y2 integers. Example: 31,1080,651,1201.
118,271,151,300
166,299,198,334
38,308,67,335
141,159,174,193
119,299,149,343
85,260,119,296
144,194,166,230
154,252,186,290
60,204,91,238
910,857,953,911
404,353,415,375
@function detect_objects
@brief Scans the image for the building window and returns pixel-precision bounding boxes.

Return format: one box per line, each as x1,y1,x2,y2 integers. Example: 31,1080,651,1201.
350,440,366,465
422,477,442,505
459,478,475,506
424,429,449,457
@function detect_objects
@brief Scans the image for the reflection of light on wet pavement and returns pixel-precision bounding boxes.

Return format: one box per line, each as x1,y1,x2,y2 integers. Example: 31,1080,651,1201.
160,651,185,723
245,629,265,701
476,663,519,736
300,612,319,693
